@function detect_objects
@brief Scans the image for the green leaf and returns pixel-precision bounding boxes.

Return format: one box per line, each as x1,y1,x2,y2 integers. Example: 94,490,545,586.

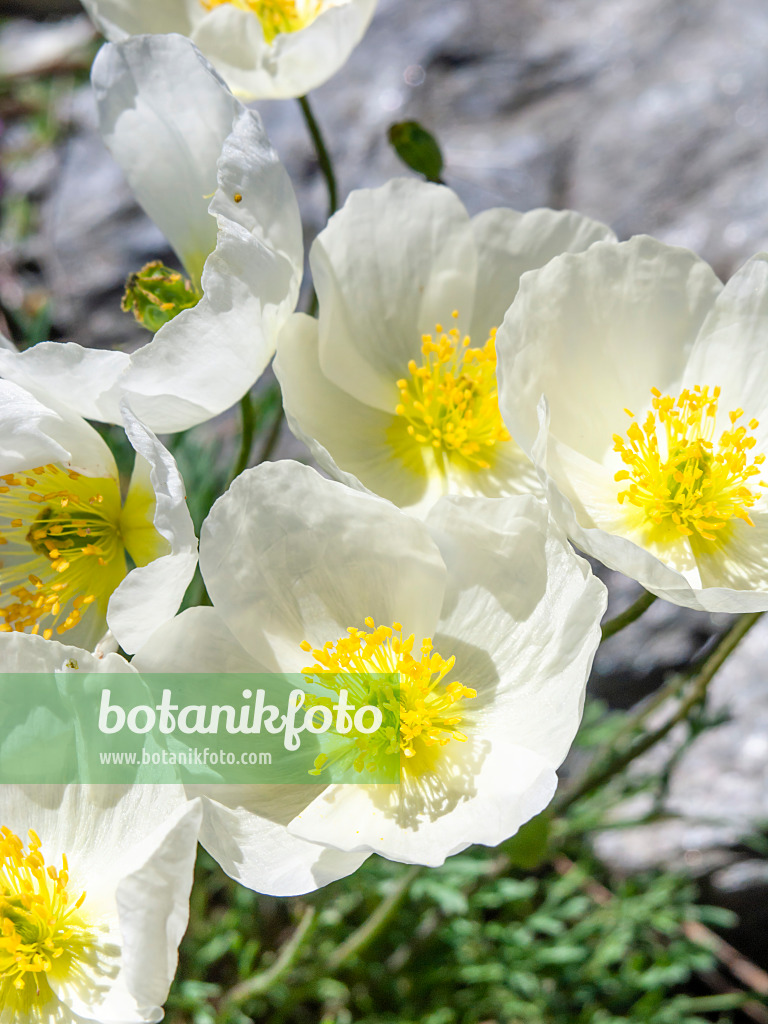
387,121,444,183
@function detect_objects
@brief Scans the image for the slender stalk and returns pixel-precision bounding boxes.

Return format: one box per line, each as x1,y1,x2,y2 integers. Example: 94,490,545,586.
257,405,285,464
298,94,338,218
328,865,421,970
600,589,657,641
228,391,256,485
224,905,316,1006
557,611,762,814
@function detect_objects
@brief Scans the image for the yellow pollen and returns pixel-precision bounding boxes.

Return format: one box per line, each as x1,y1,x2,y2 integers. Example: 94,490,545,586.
393,316,510,471
301,619,476,777
0,826,95,1014
613,386,767,543
199,0,321,43
0,465,126,637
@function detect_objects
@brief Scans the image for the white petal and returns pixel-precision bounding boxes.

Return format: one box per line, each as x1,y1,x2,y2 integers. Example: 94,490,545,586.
469,206,616,341
194,792,369,895
311,178,477,411
0,630,134,673
81,0,193,39
0,342,130,425
684,254,768,447
115,799,202,1012
288,743,557,867
133,606,263,673
0,785,196,1022
106,405,198,654
92,34,234,283
190,0,377,99
687,510,768,610
497,235,723,460
90,36,303,432
275,313,448,513
427,493,606,765
0,379,117,478
200,461,447,668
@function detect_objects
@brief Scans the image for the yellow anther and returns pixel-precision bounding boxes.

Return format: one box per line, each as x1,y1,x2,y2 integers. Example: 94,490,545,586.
0,465,132,637
613,386,767,544
0,827,95,1011
393,314,510,471
301,618,475,776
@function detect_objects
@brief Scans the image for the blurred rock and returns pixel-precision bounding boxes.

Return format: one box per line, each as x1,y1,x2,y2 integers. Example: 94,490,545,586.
593,615,768,964
0,15,95,78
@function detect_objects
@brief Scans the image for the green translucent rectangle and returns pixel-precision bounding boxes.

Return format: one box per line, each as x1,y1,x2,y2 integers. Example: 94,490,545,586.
0,672,401,784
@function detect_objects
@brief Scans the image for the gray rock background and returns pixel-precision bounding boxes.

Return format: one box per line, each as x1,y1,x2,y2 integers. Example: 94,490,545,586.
2,0,768,961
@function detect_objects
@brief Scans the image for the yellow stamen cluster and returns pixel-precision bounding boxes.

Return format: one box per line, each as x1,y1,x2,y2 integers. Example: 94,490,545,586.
200,0,320,43
395,311,510,471
301,618,476,775
0,826,93,1012
613,386,767,543
0,465,124,638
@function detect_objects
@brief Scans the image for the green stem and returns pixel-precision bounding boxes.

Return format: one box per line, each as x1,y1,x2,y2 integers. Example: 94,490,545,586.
227,391,256,485
557,611,762,814
600,589,657,641
257,405,285,464
224,905,316,1006
328,865,421,970
298,94,338,218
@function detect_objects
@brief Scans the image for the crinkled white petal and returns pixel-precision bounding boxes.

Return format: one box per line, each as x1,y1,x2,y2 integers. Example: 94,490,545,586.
200,461,447,669
497,234,723,460
92,34,234,282
311,178,478,412
427,492,607,765
0,342,130,425
469,206,616,342
289,743,557,867
106,404,198,655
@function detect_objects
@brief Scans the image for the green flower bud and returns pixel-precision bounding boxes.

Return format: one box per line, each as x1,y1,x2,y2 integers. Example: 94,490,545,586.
122,261,202,333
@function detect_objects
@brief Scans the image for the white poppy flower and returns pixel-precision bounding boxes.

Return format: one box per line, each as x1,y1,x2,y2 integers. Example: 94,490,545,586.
0,380,197,654
78,0,377,100
0,34,303,433
496,235,768,612
0,632,201,1024
133,459,607,894
274,178,616,517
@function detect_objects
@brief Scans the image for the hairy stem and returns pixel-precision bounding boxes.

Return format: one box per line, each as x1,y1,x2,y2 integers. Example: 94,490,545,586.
558,611,762,814
600,589,657,641
298,93,338,218
328,865,421,970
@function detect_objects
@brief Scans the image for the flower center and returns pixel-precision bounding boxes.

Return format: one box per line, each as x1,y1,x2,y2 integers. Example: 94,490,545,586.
613,386,767,543
200,0,320,43
0,465,127,638
394,311,510,471
0,826,95,1015
122,261,202,334
300,618,476,778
